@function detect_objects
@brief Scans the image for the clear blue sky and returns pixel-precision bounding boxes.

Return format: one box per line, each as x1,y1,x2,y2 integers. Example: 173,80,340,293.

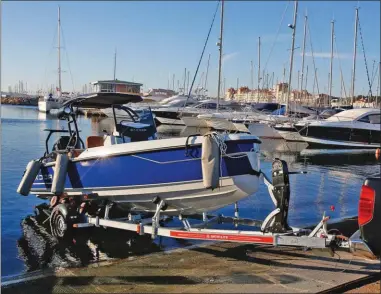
2,1,380,97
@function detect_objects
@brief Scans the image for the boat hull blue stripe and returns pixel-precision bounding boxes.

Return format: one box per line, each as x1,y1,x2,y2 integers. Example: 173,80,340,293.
33,141,258,189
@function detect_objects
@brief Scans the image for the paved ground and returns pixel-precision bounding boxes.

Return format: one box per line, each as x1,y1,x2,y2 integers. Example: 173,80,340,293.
346,280,380,293
2,242,379,293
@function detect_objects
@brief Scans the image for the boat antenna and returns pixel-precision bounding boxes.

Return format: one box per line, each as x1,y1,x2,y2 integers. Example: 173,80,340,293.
181,0,220,109
216,0,224,112
285,0,298,116
57,6,62,97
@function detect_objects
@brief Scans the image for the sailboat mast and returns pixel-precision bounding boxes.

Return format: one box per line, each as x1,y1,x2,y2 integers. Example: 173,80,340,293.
57,6,62,95
329,19,335,107
113,48,117,80
204,53,211,95
223,77,226,96
257,37,261,102
183,68,186,94
271,72,274,90
300,12,307,92
187,70,190,94
377,61,381,106
350,7,359,105
216,0,224,112
250,60,254,93
285,0,298,115
305,65,308,103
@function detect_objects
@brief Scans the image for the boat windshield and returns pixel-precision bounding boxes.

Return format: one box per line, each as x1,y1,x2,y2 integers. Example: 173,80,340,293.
326,109,376,122
111,106,157,144
134,108,156,126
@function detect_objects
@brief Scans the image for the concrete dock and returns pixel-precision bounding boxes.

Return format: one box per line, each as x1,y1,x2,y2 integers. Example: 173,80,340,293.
2,241,379,293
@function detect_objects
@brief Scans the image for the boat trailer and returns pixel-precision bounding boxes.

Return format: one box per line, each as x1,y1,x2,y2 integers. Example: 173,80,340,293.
51,159,357,255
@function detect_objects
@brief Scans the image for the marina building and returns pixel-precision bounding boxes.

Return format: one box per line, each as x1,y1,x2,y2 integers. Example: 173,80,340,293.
91,80,143,94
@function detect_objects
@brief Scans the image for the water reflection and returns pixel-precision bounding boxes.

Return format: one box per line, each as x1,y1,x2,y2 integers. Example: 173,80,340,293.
37,112,58,121
17,204,161,273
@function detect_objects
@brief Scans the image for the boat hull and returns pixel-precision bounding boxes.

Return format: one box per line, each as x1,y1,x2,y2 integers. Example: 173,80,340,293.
295,124,381,149
248,122,283,139
273,124,304,142
30,135,261,215
155,116,185,126
277,130,304,142
38,100,62,113
300,136,381,149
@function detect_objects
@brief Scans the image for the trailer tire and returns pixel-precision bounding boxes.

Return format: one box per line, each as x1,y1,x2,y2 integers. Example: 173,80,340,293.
50,206,72,239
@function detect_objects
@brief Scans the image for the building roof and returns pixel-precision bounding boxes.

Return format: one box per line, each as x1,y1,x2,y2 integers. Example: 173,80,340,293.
91,79,143,86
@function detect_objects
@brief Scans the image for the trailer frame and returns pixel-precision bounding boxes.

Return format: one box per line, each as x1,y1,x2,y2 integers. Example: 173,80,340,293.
63,159,352,253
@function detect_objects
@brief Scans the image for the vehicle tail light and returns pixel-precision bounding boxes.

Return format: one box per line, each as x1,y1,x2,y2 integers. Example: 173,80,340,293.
358,185,375,226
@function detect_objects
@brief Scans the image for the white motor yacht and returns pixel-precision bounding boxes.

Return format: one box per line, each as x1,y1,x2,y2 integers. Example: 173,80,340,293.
294,108,381,148
142,88,177,103
274,108,345,142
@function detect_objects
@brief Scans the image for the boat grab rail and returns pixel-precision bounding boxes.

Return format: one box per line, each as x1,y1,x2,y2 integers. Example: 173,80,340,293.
43,129,84,156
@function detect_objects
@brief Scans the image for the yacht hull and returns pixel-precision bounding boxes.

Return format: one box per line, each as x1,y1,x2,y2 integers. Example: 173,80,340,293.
295,124,381,149
300,136,381,149
277,130,304,142
248,122,283,139
155,116,185,126
30,135,261,215
273,124,304,142
38,100,62,113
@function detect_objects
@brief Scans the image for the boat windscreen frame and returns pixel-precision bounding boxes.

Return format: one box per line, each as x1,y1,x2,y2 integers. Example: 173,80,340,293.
111,105,157,143
111,104,140,126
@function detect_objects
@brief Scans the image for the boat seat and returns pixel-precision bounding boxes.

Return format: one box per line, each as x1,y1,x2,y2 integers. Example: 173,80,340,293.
86,136,104,148
53,136,81,151
68,149,84,158
116,122,156,142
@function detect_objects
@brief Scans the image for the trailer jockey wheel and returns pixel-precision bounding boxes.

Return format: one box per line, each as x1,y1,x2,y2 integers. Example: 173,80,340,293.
269,159,292,233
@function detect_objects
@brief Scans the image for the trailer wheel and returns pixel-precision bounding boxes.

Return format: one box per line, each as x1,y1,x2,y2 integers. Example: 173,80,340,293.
50,208,72,239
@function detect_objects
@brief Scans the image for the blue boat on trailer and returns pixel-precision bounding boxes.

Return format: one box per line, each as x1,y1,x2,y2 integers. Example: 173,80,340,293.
17,92,262,237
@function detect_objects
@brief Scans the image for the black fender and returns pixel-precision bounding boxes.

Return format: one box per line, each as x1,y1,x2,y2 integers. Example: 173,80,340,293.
52,203,69,218
52,203,78,222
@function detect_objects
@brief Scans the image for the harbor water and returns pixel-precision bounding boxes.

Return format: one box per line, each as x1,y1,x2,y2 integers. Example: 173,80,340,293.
1,105,380,278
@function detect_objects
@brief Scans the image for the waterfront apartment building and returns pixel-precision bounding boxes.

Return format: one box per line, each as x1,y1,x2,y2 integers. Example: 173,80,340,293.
225,82,322,106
